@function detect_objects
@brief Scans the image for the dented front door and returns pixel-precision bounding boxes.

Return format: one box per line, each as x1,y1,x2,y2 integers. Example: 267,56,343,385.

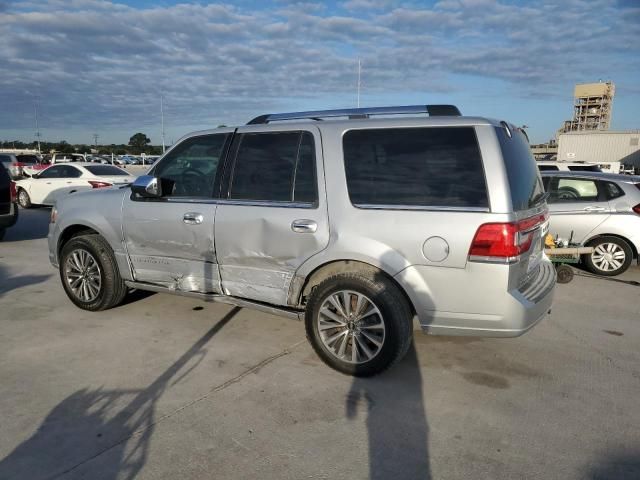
121,131,232,293
215,125,329,306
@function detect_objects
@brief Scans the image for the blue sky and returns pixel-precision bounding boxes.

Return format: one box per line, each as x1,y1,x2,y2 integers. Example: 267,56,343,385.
0,0,638,145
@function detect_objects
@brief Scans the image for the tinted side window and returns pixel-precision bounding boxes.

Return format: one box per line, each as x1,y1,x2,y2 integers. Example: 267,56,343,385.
538,165,559,171
293,132,317,203
496,127,545,211
343,127,487,208
229,131,317,203
568,165,601,172
603,181,624,200
154,134,228,198
61,166,82,178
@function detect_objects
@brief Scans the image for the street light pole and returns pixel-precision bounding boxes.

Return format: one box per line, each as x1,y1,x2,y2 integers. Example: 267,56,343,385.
33,100,41,154
161,95,166,154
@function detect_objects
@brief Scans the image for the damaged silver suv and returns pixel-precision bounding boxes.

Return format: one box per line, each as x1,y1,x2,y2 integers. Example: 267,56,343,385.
48,105,555,376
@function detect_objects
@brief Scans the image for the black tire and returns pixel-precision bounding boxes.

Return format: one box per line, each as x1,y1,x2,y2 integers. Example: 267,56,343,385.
555,264,574,284
59,234,127,311
17,189,31,209
583,236,633,277
304,272,413,377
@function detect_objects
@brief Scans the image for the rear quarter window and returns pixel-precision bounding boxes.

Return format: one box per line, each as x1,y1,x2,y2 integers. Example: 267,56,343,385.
342,127,488,209
495,127,545,211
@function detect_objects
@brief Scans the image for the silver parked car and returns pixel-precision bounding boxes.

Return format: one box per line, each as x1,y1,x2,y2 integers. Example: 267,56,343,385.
541,171,640,276
48,105,555,376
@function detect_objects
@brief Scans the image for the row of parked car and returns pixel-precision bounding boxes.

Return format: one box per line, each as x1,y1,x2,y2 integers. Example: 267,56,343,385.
0,152,158,180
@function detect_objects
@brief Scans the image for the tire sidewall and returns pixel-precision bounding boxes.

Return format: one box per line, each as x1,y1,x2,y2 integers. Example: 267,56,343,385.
585,237,633,276
305,275,410,376
18,189,30,208
60,236,111,310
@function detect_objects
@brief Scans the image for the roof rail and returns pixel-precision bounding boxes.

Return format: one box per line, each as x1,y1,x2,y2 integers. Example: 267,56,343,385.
246,104,461,125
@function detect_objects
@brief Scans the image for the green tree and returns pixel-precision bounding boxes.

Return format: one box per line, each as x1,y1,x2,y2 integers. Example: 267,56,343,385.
128,133,150,149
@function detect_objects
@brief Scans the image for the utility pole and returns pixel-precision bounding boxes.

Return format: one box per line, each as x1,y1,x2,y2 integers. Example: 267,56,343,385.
160,95,166,154
33,99,41,154
357,58,362,108
93,133,99,148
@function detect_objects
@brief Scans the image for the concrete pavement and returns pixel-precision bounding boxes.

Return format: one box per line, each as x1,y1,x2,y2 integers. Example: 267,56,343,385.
0,208,639,479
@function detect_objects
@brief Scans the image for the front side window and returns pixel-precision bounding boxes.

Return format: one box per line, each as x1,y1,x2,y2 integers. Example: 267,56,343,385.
547,177,599,202
229,131,317,204
343,127,488,208
38,166,64,179
153,134,228,198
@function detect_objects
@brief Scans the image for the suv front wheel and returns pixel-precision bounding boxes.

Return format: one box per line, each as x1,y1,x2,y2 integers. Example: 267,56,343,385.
59,234,127,311
305,272,413,377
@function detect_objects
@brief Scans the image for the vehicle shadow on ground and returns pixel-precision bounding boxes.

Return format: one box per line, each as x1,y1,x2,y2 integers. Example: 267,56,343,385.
347,344,431,480
3,207,51,242
0,264,51,298
573,269,640,287
0,306,241,480
588,451,640,479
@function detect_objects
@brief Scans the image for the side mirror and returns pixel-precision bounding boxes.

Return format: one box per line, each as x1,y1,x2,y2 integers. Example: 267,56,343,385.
131,175,173,198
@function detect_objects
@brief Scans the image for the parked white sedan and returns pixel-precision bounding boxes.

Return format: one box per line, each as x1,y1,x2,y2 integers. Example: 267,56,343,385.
15,163,135,208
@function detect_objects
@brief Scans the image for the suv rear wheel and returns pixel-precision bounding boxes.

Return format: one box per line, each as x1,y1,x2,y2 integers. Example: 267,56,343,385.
60,234,127,311
584,236,633,276
305,272,413,377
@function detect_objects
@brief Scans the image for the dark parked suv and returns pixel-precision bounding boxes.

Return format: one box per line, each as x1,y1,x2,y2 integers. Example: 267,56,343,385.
0,162,18,240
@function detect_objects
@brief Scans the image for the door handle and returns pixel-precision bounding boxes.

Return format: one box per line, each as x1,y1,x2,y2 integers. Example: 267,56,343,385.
183,212,204,225
583,206,606,212
291,219,317,233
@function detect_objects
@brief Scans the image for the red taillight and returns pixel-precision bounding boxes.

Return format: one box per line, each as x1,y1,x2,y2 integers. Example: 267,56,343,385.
12,162,25,167
9,181,17,202
633,204,640,215
469,212,548,261
88,180,112,189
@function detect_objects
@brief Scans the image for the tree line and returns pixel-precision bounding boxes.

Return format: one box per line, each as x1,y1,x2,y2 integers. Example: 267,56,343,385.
0,133,163,156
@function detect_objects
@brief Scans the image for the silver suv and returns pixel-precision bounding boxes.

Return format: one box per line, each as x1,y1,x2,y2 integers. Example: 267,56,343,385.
48,105,555,376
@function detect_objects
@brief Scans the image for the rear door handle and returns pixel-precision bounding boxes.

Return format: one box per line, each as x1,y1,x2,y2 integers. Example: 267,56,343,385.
183,212,204,225
291,219,317,233
583,206,606,212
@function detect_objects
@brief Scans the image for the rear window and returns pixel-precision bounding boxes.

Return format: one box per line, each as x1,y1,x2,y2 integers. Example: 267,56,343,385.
495,127,545,211
568,165,601,172
84,165,128,176
16,155,39,164
343,127,488,208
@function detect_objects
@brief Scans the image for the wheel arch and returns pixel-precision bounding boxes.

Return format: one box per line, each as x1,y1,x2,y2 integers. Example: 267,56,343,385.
584,233,637,259
57,224,101,257
289,259,416,316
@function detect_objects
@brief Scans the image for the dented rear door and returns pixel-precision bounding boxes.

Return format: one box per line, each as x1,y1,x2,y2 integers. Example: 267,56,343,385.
215,125,329,306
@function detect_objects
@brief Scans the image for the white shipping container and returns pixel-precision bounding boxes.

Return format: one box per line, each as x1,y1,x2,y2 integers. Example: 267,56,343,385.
558,131,640,171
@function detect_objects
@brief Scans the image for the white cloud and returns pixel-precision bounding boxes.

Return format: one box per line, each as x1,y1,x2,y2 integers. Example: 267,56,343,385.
0,0,638,142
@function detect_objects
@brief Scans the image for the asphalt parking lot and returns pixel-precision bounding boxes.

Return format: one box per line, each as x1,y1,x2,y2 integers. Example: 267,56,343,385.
1,208,639,480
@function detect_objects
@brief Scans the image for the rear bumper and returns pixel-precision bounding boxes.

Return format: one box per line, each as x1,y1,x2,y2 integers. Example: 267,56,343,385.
395,260,556,337
0,202,18,229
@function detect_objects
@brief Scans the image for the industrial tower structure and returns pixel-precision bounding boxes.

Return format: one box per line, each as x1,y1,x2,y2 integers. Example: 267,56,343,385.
559,81,615,134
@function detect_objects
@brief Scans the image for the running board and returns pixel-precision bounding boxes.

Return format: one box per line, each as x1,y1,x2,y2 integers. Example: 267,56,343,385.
124,281,303,320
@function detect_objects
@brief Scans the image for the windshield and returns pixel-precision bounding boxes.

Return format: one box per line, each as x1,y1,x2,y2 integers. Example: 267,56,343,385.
495,126,545,211
84,165,129,176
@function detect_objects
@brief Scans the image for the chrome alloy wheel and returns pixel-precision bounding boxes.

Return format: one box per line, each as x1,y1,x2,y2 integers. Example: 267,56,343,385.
64,249,102,302
317,290,385,364
591,243,626,272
